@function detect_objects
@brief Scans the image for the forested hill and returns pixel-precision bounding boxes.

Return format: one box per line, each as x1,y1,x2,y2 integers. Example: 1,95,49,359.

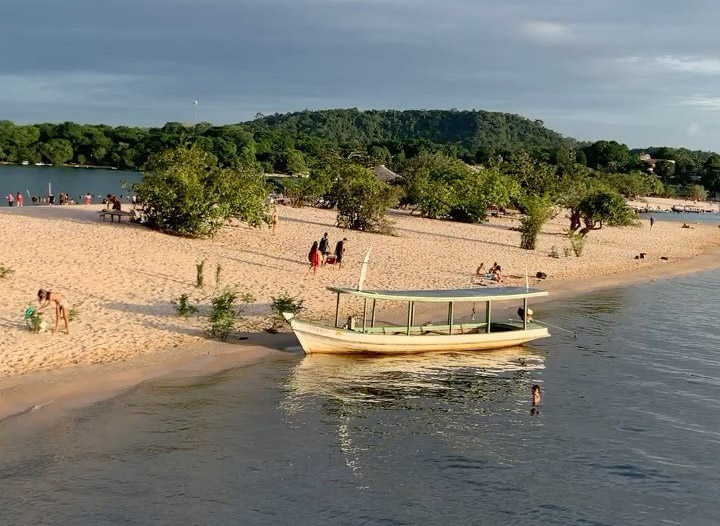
246,109,570,154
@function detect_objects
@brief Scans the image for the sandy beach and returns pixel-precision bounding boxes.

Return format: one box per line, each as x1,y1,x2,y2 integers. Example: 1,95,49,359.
1,203,719,386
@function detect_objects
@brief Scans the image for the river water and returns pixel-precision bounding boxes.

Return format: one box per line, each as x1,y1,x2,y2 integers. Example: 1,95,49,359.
1,271,720,525
0,165,139,201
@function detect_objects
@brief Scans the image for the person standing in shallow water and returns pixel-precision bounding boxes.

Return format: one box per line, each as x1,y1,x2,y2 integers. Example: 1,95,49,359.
6,193,13,207
650,215,655,229
531,384,541,415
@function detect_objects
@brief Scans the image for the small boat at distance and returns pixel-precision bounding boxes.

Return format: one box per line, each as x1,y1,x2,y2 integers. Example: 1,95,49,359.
284,286,550,355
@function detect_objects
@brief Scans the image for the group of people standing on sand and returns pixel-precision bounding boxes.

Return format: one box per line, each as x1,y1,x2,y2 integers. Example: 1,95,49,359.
475,262,503,283
308,233,347,273
5,192,24,207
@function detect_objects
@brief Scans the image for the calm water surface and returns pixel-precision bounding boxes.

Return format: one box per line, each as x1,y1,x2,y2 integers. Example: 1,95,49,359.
2,272,720,525
0,165,139,200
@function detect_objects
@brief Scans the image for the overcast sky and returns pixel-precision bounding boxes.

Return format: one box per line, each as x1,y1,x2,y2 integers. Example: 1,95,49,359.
2,0,720,149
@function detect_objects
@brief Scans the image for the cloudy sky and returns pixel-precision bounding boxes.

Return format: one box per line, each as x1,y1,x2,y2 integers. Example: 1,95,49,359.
3,0,720,149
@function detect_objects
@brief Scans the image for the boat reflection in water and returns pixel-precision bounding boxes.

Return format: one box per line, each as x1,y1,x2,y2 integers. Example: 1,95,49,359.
282,347,547,480
285,347,546,407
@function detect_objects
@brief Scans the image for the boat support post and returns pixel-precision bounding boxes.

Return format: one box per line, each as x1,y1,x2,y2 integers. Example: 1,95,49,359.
486,301,492,333
406,301,414,335
362,298,368,333
335,292,341,328
371,299,377,328
448,302,454,335
523,297,528,330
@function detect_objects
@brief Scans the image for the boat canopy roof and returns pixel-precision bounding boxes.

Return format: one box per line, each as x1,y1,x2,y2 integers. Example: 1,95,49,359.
327,286,548,303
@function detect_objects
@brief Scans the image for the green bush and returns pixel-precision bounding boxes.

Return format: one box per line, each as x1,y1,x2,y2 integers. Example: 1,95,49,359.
172,293,198,317
68,306,80,322
0,264,14,280
215,262,222,288
206,289,255,341
519,195,554,250
133,145,269,238
332,164,400,233
195,260,205,288
270,293,305,330
24,306,44,332
568,231,586,257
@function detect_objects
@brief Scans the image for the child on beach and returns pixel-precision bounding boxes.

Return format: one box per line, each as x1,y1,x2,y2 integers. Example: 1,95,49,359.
308,241,321,273
84,193,92,205
16,192,23,207
37,289,71,335
6,193,14,207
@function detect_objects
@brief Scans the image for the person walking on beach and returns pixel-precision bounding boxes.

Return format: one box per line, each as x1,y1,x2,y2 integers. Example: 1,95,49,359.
308,241,321,273
271,206,279,235
6,193,14,207
16,192,23,207
650,215,655,229
84,193,92,205
37,289,71,335
319,232,330,264
335,238,347,269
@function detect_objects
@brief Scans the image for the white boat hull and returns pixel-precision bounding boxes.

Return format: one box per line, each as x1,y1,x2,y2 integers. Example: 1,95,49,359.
286,316,550,355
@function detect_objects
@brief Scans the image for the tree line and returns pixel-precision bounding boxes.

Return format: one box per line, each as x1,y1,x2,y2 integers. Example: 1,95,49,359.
2,109,719,194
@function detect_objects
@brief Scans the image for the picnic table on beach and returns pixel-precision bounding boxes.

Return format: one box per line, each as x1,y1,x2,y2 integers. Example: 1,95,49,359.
98,210,134,222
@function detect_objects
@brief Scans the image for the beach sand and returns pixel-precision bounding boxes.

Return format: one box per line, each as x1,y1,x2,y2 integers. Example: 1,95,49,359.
1,204,719,384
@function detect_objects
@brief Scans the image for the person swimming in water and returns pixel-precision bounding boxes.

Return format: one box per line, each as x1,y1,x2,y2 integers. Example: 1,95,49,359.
37,289,71,335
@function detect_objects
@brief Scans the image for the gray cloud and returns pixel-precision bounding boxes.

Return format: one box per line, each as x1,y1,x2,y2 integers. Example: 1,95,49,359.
1,0,719,149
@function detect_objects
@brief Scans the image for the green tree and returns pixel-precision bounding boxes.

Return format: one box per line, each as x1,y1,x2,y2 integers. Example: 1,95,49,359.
583,140,631,171
687,184,708,201
40,138,73,165
134,145,269,237
701,155,720,192
654,160,675,184
575,191,637,237
331,164,399,232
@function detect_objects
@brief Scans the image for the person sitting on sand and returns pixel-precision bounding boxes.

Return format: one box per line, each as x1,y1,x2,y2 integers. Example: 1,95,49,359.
37,289,71,335
492,265,503,282
682,223,691,229
308,241,321,274
475,263,485,275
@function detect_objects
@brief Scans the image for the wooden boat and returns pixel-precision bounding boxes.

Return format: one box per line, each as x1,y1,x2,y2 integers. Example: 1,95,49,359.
284,286,550,355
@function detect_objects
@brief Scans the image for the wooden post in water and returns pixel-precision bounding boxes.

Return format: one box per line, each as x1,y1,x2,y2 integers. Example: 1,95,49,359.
448,302,454,335
486,301,492,333
523,297,528,330
371,299,377,328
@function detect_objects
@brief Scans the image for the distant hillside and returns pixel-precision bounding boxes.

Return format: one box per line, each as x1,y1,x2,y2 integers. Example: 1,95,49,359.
245,109,571,153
